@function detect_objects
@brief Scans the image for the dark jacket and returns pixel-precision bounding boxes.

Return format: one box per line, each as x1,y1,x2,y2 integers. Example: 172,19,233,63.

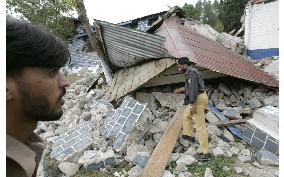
184,66,205,105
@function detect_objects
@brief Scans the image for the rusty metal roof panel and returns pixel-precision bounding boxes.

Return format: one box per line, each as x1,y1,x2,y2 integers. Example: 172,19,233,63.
156,16,278,87
96,20,170,68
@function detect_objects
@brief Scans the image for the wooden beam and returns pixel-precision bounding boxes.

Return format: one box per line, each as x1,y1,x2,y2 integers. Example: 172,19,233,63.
140,106,187,177
214,118,251,127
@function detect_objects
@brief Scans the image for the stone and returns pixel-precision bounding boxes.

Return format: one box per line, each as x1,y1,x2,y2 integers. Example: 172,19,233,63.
223,166,230,172
212,147,225,157
207,125,222,137
243,87,253,99
263,95,279,107
78,149,116,170
215,102,226,111
204,168,214,177
125,144,150,164
238,149,251,163
135,92,158,112
218,83,231,95
248,97,262,109
242,105,252,115
176,155,197,166
80,112,92,121
179,137,191,148
162,170,175,177
243,166,277,177
228,146,240,156
58,162,79,177
169,153,181,162
152,92,184,110
222,129,235,142
127,166,142,177
234,167,243,174
179,171,193,177
132,152,149,168
256,150,279,166
222,107,242,119
205,111,220,124
252,161,263,169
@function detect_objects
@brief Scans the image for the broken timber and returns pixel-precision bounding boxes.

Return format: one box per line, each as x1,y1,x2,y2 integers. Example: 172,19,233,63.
141,106,187,177
214,118,251,127
208,103,243,139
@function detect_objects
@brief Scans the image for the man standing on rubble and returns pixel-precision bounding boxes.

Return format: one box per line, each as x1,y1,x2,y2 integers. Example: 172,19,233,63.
174,57,212,161
6,17,70,177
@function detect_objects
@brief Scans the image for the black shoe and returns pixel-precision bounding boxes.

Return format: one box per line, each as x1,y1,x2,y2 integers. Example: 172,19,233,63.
181,135,195,143
195,153,213,161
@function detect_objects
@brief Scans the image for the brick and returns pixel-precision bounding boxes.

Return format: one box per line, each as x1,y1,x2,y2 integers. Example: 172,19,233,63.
78,125,92,134
243,124,255,141
108,110,115,118
62,137,80,150
73,138,92,151
113,133,126,149
55,147,75,160
64,132,80,142
254,128,267,142
108,124,122,137
109,114,120,125
122,114,139,134
117,116,127,125
120,101,128,110
133,104,144,114
86,161,105,171
251,136,265,150
50,147,63,158
52,136,64,143
78,132,91,140
66,126,80,135
127,99,136,108
122,108,132,117
103,125,113,137
52,139,65,149
264,138,279,155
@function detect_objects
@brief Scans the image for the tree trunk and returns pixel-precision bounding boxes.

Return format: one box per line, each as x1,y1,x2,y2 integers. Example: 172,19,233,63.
75,0,112,86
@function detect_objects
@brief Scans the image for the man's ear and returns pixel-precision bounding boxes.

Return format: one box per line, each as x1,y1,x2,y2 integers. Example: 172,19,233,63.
6,77,15,101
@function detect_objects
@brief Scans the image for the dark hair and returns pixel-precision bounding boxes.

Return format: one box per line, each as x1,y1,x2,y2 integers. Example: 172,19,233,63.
177,57,195,66
6,17,70,75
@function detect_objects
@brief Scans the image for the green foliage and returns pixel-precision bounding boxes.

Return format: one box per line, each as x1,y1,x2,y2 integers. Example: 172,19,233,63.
6,0,77,39
182,0,248,33
187,156,236,177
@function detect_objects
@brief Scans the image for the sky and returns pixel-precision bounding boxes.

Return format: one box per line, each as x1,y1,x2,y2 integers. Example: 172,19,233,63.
84,0,198,24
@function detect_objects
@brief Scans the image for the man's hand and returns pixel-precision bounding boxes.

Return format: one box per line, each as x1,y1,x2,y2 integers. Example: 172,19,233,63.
174,87,185,94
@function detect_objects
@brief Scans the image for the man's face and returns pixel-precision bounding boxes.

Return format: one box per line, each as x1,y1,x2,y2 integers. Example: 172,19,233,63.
9,67,70,121
177,63,187,73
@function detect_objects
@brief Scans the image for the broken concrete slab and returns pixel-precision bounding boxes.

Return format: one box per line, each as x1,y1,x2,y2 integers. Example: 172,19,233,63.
205,111,220,124
50,121,93,161
102,96,153,152
218,83,232,95
204,167,214,177
212,147,225,157
242,106,279,155
127,165,142,177
256,150,279,166
222,107,243,119
78,149,116,171
263,95,279,107
58,162,79,177
247,97,262,109
238,149,252,163
222,129,235,142
135,92,158,113
152,92,184,110
125,143,150,168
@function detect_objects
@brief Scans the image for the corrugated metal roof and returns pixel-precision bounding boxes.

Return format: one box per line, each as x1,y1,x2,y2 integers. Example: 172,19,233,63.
96,20,170,68
156,16,278,87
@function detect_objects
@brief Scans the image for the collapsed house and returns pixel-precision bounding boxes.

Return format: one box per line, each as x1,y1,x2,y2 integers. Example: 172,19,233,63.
37,6,279,177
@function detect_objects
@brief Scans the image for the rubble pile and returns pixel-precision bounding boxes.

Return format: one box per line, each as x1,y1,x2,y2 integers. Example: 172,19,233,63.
36,68,279,177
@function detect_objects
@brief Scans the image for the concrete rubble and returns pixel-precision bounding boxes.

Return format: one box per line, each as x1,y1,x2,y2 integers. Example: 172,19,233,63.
36,67,279,176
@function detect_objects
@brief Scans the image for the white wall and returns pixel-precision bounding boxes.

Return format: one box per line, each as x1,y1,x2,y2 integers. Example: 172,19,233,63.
245,1,279,50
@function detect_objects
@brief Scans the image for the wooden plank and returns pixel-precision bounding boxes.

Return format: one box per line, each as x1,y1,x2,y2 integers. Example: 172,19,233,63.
214,118,251,127
109,69,125,101
115,68,132,100
141,106,187,177
122,67,136,96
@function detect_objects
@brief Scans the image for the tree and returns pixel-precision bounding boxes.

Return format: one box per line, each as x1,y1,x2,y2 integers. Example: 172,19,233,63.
220,0,248,33
6,0,76,39
182,3,196,19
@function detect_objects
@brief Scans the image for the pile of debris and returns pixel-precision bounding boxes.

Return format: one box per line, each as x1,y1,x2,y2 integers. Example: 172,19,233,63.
36,68,279,177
